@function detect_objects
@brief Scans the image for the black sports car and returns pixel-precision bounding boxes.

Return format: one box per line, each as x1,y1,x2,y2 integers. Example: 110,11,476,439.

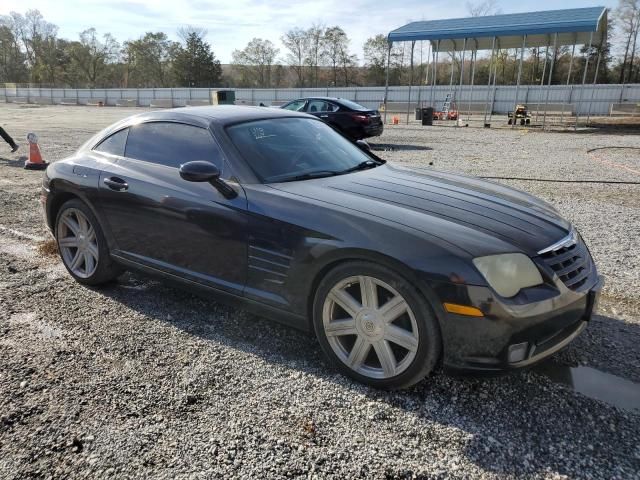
280,97,383,141
41,106,602,389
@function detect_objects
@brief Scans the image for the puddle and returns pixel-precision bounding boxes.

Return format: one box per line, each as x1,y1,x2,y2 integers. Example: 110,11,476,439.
535,362,640,413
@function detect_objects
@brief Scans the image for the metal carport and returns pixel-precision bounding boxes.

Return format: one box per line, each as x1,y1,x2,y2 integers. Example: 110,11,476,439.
383,7,608,129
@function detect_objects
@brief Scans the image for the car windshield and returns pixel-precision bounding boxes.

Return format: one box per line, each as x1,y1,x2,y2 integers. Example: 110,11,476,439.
226,118,377,183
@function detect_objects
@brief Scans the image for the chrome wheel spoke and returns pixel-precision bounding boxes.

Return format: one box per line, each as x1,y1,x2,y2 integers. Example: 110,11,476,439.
86,225,96,242
373,340,396,377
62,216,80,235
325,318,357,337
77,213,90,235
58,237,78,248
347,336,370,370
379,295,407,324
70,250,84,271
359,276,378,309
84,252,95,275
328,289,361,318
87,242,99,260
385,324,418,352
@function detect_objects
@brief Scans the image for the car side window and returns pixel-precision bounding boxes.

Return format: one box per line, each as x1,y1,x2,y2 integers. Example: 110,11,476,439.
327,102,340,112
124,122,223,169
308,100,327,113
93,128,129,156
282,100,306,111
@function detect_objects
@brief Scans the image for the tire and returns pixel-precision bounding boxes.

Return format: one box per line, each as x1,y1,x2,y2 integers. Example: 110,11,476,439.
55,198,123,286
508,119,513,125
313,261,442,389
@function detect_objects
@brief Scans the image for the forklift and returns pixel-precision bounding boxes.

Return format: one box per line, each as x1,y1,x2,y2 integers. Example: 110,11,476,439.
508,104,531,125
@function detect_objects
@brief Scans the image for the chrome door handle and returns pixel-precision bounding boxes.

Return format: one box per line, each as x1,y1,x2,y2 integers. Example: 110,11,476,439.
103,177,129,192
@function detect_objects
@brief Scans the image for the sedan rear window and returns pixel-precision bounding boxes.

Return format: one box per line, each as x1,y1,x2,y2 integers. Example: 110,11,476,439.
337,99,369,111
226,118,373,183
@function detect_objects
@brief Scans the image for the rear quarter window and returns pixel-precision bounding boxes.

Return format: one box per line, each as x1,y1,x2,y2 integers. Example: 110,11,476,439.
93,128,129,156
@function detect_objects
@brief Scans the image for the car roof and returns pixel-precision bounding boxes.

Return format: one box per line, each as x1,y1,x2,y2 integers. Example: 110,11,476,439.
120,105,312,128
292,97,345,102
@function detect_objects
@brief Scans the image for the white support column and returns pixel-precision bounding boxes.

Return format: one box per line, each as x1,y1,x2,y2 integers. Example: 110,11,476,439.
542,32,559,130
383,42,392,124
511,35,527,129
483,36,496,127
575,31,594,130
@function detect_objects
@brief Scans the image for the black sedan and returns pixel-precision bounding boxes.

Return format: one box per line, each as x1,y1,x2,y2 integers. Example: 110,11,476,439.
280,97,383,140
41,106,602,389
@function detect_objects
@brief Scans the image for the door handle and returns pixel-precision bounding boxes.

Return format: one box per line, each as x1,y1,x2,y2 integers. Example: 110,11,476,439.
320,115,329,118
103,177,129,192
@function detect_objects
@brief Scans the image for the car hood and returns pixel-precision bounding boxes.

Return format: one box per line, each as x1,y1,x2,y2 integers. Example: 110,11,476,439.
270,164,571,257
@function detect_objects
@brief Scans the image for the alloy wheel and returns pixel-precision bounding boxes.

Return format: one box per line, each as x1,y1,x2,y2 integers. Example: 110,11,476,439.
322,275,419,379
58,208,99,279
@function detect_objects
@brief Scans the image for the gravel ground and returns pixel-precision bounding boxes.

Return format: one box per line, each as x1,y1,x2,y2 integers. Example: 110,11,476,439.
0,104,639,479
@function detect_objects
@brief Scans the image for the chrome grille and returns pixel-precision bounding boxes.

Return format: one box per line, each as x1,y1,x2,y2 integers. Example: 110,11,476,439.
539,234,592,291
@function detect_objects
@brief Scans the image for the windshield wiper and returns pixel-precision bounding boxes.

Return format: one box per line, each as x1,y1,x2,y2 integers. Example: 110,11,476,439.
278,170,340,182
339,160,380,174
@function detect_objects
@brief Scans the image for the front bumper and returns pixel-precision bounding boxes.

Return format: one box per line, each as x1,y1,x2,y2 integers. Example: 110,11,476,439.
435,274,603,372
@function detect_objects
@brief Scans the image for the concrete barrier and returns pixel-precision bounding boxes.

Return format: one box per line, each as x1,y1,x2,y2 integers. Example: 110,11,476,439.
116,98,137,107
8,97,28,104
149,99,173,108
33,96,53,105
59,98,78,105
185,99,211,107
85,99,106,106
609,103,640,116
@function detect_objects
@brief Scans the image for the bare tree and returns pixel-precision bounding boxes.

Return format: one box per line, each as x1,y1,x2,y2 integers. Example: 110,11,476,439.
306,24,325,87
231,38,279,87
68,28,120,87
466,0,500,17
281,28,309,87
615,0,640,82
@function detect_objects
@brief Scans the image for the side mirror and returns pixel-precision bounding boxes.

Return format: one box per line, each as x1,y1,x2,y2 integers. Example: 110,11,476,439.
179,161,237,199
355,139,371,152
179,161,220,182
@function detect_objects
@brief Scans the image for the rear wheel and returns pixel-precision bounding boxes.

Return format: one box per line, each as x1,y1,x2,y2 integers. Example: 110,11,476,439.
313,261,441,389
55,199,123,285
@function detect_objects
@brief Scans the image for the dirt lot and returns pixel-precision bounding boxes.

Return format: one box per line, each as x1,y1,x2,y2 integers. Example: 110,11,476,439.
1,104,639,479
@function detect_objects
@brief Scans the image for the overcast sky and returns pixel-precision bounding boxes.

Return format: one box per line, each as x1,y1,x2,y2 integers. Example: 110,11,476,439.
0,1,617,63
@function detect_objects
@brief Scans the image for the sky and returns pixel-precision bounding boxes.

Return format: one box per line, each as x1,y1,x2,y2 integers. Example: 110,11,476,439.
0,0,619,63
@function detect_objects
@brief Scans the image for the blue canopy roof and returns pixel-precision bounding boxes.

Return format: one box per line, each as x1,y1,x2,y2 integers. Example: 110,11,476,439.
388,7,608,51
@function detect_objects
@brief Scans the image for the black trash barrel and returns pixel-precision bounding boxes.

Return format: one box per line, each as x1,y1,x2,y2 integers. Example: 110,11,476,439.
422,108,434,126
415,108,422,120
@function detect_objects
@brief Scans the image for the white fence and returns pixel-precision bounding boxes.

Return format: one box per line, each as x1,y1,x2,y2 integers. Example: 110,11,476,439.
1,84,639,116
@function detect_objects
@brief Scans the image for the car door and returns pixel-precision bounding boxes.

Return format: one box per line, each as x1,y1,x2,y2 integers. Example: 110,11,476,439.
96,121,248,295
307,99,341,129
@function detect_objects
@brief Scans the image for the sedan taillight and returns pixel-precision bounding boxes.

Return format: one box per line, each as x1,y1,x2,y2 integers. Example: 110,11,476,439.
351,114,371,125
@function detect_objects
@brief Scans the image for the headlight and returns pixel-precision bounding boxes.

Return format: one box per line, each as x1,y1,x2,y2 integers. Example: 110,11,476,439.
472,253,543,298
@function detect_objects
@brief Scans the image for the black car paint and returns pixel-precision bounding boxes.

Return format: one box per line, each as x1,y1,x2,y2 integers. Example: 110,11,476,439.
281,97,384,140
42,106,601,371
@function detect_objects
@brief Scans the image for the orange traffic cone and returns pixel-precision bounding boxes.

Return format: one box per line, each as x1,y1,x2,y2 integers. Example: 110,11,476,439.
24,133,49,171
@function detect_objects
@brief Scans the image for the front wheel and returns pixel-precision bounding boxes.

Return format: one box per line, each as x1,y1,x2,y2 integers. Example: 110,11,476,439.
55,198,123,285
313,261,442,389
